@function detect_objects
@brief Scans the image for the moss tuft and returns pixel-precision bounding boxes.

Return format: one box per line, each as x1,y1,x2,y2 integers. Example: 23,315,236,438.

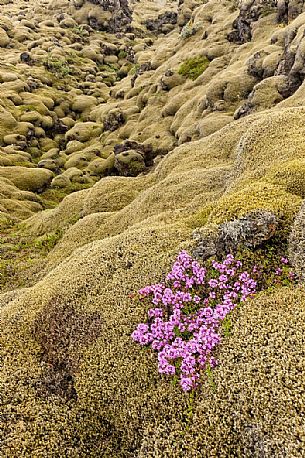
178,56,210,80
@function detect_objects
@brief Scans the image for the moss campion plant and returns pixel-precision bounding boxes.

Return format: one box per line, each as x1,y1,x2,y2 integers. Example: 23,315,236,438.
132,251,256,391
132,250,295,392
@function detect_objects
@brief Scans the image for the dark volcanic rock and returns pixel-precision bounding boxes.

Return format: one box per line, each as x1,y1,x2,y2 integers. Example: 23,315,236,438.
86,0,132,33
229,0,305,45
104,111,126,132
145,11,178,34
275,22,305,97
228,0,277,44
277,0,305,23
114,140,160,166
247,51,268,79
131,62,152,88
114,150,146,177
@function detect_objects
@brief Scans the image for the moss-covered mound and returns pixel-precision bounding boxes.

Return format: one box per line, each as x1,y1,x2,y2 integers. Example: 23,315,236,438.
1,240,304,456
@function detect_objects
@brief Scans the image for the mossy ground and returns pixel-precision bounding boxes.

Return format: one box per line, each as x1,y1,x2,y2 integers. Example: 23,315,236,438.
2,0,305,456
40,182,93,208
0,225,62,291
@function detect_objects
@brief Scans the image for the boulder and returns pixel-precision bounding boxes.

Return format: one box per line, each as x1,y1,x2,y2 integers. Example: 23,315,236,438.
228,1,277,44
114,150,146,177
114,140,160,167
277,0,305,23
65,122,103,143
75,0,132,33
103,109,125,132
193,210,278,261
0,27,9,47
145,11,178,34
0,166,53,192
0,107,17,143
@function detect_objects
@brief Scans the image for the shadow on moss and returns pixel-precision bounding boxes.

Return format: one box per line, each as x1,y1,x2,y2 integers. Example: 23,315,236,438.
32,297,102,400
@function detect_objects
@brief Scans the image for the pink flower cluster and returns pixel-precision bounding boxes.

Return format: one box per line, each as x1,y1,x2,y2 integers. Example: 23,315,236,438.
131,251,257,391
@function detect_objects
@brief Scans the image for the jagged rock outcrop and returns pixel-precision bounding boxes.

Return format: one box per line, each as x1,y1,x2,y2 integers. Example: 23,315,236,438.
228,0,305,45
74,0,132,32
277,0,305,23
145,11,178,34
193,211,278,261
233,0,305,117
228,0,277,44
274,12,305,97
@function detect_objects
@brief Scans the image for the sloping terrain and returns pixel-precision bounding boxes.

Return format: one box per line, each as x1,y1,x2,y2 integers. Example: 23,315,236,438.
1,0,305,456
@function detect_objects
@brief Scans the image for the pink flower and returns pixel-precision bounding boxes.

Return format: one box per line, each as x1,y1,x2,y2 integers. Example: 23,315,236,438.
132,250,258,392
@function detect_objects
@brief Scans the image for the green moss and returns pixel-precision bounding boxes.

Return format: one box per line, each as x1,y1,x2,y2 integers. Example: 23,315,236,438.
0,227,62,291
41,183,92,209
222,315,232,337
234,226,295,286
187,203,214,229
71,25,88,38
43,55,71,78
205,363,216,392
118,50,127,59
33,231,62,251
12,161,35,168
178,56,210,80
129,63,140,75
98,63,119,74
18,104,38,113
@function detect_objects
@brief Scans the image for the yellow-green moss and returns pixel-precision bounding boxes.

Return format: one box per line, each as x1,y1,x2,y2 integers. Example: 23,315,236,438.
178,56,210,81
187,203,214,229
41,183,93,209
0,225,62,291
264,159,305,198
0,166,53,192
207,182,302,226
43,55,72,78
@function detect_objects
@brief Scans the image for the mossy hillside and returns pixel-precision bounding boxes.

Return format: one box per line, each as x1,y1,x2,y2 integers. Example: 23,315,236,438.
232,107,305,180
0,223,191,456
1,224,304,456
22,104,305,269
2,0,305,456
40,182,93,209
0,0,300,202
137,286,305,456
41,165,229,268
0,177,44,227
